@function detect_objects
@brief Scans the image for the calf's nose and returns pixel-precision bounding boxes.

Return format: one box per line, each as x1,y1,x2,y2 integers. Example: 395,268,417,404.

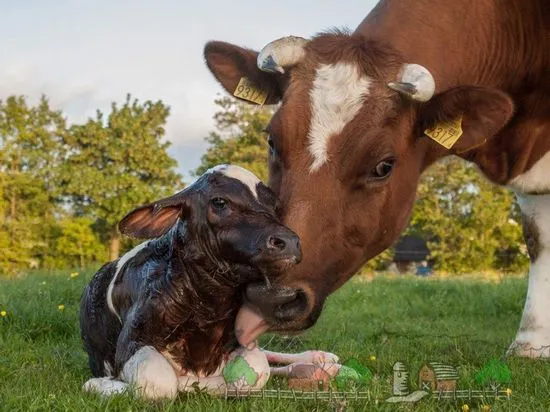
266,233,302,263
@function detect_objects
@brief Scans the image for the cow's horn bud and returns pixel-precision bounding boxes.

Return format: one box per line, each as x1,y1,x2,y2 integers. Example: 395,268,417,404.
257,36,308,74
388,64,435,102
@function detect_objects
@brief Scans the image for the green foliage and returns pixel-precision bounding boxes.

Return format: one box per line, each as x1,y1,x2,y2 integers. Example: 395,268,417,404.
222,356,259,386
51,217,107,269
0,95,67,275
0,94,181,275
195,96,272,181
60,94,182,259
475,358,512,388
409,158,528,273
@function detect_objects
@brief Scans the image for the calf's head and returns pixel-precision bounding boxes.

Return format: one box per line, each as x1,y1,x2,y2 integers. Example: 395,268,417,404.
204,31,514,338
118,164,301,285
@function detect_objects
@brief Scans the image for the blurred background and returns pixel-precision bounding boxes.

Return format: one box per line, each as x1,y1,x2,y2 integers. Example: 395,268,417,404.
0,0,528,276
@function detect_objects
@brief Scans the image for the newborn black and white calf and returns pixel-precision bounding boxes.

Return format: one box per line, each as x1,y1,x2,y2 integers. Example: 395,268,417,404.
80,165,339,399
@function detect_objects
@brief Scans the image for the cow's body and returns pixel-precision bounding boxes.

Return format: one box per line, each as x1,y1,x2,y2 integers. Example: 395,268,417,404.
204,0,550,357
358,2,550,356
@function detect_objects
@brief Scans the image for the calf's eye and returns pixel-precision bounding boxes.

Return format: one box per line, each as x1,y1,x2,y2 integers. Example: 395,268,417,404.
211,197,228,210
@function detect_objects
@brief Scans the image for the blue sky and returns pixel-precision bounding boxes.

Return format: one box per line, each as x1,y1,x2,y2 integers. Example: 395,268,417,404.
0,0,378,181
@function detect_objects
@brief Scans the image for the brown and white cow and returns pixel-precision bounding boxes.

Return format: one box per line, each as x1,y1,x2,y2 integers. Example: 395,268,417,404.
204,0,550,358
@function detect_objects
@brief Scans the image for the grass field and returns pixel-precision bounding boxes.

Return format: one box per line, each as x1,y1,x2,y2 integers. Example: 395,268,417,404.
1,270,550,411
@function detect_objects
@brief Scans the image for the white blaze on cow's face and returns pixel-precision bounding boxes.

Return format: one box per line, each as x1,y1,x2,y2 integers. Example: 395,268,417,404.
308,63,372,172
207,164,261,199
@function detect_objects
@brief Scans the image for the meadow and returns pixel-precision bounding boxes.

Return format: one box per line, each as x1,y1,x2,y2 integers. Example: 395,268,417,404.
1,270,550,411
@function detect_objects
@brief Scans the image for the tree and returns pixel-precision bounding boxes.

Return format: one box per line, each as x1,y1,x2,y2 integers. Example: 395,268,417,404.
408,158,528,273
53,217,107,269
62,94,182,260
0,95,67,275
194,96,273,181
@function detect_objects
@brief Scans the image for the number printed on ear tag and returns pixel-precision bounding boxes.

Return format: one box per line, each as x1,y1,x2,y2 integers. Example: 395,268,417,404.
233,77,269,105
424,116,463,149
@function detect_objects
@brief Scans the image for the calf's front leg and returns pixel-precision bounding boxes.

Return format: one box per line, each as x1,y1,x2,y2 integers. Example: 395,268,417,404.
82,345,179,400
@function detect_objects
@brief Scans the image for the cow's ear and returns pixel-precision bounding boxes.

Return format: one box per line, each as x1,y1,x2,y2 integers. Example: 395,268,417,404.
204,41,286,105
118,191,191,239
417,86,514,154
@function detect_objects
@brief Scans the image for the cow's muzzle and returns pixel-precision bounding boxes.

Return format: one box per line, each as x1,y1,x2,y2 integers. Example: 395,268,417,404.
235,281,319,347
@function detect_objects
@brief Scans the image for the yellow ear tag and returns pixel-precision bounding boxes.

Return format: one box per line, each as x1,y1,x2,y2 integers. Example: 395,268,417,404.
233,77,268,105
424,116,463,149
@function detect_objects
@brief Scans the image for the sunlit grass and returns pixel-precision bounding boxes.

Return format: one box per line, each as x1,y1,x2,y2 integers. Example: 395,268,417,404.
1,270,549,411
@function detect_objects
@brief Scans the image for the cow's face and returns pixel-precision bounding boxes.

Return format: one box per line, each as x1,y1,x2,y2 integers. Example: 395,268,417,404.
204,31,513,340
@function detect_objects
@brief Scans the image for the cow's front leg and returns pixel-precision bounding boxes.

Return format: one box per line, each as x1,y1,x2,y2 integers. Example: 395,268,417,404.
178,346,270,395
508,194,550,358
263,349,339,365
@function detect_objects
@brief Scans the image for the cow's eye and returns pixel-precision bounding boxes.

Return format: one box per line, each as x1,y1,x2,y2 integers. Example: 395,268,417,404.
372,159,395,180
211,197,228,210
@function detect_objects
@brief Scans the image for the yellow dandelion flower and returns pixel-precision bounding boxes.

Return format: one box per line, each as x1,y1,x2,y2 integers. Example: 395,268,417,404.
1,310,7,317
505,388,512,396
70,272,79,278
58,304,65,311
461,404,470,412
369,355,376,361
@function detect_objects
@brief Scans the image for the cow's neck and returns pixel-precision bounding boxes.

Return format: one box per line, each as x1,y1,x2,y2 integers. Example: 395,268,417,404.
356,0,548,92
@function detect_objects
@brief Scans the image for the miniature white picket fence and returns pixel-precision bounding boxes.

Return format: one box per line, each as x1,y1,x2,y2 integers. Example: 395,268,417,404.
221,387,511,401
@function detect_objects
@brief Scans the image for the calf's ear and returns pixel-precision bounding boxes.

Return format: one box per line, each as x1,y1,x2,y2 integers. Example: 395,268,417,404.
118,191,190,239
417,86,514,154
204,41,286,105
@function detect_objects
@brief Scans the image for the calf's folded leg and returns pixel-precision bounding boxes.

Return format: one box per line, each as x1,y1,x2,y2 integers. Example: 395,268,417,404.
119,346,179,400
263,349,339,365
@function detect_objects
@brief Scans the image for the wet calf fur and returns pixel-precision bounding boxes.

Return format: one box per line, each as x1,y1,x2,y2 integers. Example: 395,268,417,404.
79,165,302,394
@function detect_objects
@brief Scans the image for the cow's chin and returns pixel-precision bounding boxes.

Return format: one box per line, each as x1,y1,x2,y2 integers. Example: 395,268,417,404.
234,284,321,347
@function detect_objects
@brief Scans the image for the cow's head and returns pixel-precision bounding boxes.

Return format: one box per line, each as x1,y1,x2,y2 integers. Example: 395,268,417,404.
204,31,514,342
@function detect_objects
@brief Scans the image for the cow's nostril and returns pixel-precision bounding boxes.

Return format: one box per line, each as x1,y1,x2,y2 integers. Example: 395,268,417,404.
268,236,287,251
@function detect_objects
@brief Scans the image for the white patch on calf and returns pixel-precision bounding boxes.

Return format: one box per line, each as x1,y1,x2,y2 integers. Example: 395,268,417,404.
120,346,178,399
307,63,372,172
82,377,128,396
106,241,149,323
207,164,261,199
508,151,550,194
509,194,550,357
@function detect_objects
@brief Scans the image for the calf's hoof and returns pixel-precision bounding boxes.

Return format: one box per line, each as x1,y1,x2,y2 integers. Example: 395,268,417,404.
83,377,129,396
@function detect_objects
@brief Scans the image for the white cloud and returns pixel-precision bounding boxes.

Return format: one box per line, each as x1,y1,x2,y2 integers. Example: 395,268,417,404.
0,0,377,177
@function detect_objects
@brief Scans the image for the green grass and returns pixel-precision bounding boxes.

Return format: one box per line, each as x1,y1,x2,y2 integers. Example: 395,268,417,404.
1,270,550,411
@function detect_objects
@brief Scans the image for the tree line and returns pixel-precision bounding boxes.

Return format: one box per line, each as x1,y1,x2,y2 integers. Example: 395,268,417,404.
0,94,182,275
0,93,528,276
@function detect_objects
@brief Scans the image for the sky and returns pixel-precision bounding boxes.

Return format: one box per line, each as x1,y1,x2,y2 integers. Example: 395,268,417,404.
0,0,378,181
